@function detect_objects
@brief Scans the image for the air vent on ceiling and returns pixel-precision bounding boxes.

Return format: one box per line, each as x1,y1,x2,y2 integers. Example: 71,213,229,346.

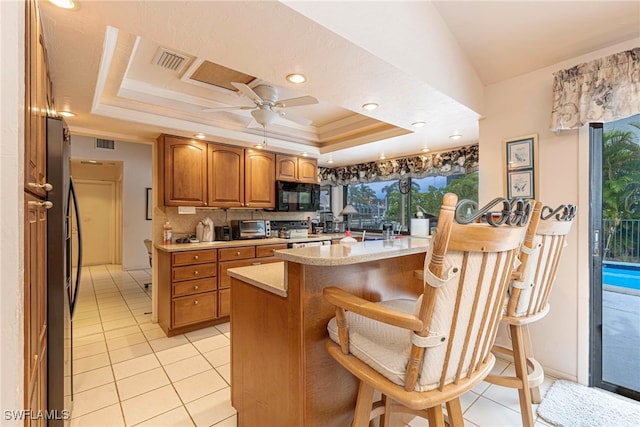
153,47,189,72
96,138,116,150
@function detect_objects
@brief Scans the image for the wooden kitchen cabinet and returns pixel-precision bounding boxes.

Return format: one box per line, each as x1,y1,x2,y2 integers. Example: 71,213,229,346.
161,135,208,206
208,143,245,207
276,154,318,183
157,248,220,336
24,193,48,427
245,149,275,208
217,243,286,316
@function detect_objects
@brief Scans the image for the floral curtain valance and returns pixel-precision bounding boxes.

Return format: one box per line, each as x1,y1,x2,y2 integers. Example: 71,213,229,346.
550,47,640,131
318,144,478,186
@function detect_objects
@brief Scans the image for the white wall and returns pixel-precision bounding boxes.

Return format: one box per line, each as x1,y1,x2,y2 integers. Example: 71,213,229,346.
0,0,25,422
71,136,152,270
479,39,640,382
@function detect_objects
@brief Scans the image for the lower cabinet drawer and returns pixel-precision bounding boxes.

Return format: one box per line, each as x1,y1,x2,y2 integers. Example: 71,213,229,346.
218,288,230,317
173,277,216,298
172,263,216,282
172,292,217,328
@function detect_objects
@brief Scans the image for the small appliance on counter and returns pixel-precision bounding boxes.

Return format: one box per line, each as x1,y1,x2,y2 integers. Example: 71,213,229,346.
215,225,232,241
230,220,270,240
271,220,309,239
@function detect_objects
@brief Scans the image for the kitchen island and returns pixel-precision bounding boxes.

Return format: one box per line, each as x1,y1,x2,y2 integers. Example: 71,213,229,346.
227,237,430,427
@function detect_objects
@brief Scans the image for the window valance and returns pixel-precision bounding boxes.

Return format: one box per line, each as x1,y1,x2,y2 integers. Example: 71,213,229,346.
319,144,478,186
550,47,640,131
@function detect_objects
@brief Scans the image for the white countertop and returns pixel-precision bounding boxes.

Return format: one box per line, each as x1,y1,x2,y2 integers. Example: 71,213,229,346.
227,262,287,297
275,236,431,266
155,234,336,252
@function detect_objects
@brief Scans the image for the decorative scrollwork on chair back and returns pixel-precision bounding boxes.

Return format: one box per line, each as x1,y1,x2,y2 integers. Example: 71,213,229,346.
540,204,577,221
455,197,533,227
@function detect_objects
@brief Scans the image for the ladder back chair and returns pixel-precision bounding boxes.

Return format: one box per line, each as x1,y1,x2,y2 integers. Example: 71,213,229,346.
485,202,577,427
323,194,533,427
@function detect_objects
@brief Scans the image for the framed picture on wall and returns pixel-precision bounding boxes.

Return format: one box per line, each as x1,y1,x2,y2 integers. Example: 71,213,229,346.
507,170,534,199
145,188,152,220
504,134,538,199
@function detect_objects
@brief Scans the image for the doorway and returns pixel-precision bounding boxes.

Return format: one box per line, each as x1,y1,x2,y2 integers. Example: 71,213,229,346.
589,116,640,400
70,159,123,266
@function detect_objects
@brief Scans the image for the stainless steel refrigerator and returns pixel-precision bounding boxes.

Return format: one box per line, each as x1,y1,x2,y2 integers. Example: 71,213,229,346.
46,117,82,426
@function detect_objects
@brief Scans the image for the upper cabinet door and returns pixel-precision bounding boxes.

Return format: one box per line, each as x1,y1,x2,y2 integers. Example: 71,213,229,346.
208,144,244,207
163,136,208,206
245,150,275,208
276,154,297,182
297,158,318,183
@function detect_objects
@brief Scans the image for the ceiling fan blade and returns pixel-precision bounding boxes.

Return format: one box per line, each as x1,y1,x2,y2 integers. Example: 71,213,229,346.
231,82,263,104
202,106,254,113
277,110,312,126
275,95,318,108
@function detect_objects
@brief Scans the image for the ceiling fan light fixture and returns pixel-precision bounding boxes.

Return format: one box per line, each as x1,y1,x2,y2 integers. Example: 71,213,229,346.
362,102,379,111
251,108,278,126
286,73,307,84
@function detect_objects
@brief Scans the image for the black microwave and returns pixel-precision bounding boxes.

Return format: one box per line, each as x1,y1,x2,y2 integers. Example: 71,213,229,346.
275,181,320,212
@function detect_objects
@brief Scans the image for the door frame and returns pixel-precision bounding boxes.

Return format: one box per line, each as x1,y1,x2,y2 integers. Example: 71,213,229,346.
73,178,123,265
588,122,640,400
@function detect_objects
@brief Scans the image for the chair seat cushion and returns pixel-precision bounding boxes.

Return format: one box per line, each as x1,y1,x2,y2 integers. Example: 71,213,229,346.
327,299,421,390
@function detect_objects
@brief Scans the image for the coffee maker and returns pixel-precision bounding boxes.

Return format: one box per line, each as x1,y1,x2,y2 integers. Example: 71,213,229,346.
320,212,334,233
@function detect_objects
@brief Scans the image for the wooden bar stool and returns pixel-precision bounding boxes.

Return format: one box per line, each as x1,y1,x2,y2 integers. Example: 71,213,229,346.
323,194,533,426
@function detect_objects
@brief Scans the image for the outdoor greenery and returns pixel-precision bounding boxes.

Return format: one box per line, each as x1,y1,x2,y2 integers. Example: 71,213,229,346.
346,172,479,231
603,121,640,261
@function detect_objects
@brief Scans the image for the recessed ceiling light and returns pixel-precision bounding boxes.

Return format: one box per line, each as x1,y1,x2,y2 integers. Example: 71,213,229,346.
300,152,309,157
362,102,379,111
421,147,430,153
412,121,426,128
449,133,462,140
286,73,307,84
58,110,75,118
327,159,334,164
49,0,76,9
254,143,265,150
379,153,386,160
194,133,206,139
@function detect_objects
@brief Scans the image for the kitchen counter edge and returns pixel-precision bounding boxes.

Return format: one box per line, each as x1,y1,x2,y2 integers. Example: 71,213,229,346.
155,235,340,253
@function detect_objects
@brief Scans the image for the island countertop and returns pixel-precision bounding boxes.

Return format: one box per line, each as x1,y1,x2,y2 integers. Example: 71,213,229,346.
274,236,430,266
227,262,286,297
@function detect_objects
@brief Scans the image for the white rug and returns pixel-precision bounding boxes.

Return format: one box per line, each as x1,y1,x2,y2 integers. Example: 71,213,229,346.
537,380,640,426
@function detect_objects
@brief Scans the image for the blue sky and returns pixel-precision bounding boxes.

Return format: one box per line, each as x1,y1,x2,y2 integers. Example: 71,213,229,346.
362,176,448,198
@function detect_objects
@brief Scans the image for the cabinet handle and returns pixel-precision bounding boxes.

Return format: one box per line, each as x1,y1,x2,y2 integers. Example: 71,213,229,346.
194,270,199,275
28,201,53,209
28,182,53,192
236,251,241,256
194,300,199,305
194,255,199,260
194,285,199,290
204,202,208,206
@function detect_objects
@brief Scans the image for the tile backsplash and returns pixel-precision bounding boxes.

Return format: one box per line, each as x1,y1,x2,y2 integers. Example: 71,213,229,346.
154,207,315,241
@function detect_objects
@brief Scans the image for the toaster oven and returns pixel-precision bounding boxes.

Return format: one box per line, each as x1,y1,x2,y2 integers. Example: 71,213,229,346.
230,220,271,240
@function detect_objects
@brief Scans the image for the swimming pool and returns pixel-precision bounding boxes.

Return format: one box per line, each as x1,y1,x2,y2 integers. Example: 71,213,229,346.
603,263,640,291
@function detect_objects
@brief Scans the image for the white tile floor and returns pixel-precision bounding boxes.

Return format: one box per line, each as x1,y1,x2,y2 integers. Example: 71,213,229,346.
70,265,557,427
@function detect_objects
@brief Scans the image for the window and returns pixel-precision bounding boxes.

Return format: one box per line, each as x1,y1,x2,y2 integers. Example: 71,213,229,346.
343,172,478,233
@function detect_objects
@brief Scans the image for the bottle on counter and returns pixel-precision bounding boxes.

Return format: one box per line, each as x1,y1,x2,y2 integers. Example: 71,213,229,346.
340,230,357,245
163,221,173,244
196,221,204,242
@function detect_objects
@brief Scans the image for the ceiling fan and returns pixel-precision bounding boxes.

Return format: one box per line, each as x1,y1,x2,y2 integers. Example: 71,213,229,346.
203,82,318,127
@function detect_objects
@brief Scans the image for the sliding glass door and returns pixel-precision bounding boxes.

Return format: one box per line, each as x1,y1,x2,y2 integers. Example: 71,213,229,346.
590,116,640,401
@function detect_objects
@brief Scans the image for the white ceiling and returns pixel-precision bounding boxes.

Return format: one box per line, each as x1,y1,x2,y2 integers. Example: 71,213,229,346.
39,1,640,167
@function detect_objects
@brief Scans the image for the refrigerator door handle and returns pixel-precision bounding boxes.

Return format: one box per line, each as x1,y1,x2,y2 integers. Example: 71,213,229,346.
68,177,83,318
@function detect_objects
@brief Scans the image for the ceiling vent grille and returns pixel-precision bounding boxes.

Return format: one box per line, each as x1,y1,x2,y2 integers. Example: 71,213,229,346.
153,48,189,72
96,138,116,150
